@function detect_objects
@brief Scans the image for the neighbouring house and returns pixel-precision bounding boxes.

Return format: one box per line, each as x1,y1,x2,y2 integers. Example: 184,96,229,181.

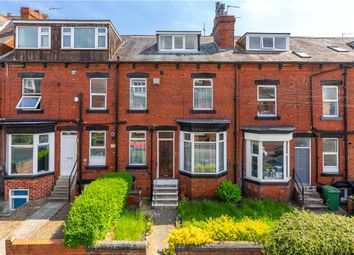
0,3,354,209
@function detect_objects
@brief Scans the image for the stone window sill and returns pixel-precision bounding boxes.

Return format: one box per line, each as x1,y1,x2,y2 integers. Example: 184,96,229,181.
255,116,281,120
126,109,149,114
17,109,44,114
86,109,109,113
85,165,108,170
191,109,216,114
125,165,149,170
320,116,343,121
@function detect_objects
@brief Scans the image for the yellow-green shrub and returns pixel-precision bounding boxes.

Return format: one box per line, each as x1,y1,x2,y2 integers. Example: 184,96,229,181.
165,226,212,255
205,215,270,242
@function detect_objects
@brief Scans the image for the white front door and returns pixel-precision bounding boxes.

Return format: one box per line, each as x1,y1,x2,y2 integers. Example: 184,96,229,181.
60,132,77,176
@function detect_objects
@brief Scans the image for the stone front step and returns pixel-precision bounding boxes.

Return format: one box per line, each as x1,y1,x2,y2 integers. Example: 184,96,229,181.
152,179,179,208
152,202,178,208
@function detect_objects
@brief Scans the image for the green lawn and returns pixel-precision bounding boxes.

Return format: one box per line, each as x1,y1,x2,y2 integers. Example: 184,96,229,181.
178,199,293,228
113,210,151,241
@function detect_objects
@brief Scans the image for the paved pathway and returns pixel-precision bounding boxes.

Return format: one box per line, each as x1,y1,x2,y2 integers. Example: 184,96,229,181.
143,206,177,255
0,201,66,255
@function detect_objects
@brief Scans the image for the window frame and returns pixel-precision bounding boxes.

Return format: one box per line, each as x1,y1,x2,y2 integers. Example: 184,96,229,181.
246,34,289,51
322,138,339,173
129,131,147,166
16,26,51,49
245,133,292,183
193,79,214,110
322,86,339,117
89,131,106,166
7,133,55,176
16,78,42,110
257,85,277,117
89,78,107,110
159,34,198,52
180,131,227,175
61,27,108,49
129,78,147,110
9,189,29,211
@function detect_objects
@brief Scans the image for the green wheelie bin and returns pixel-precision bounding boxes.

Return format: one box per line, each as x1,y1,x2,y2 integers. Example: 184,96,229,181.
322,185,340,211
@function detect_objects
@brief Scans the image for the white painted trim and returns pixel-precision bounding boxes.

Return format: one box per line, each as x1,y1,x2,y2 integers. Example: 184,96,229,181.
60,131,77,176
245,132,292,141
322,86,339,117
89,131,106,166
61,27,108,50
129,78,147,110
129,131,147,166
322,138,339,173
157,131,175,179
90,78,107,110
9,189,29,211
193,79,213,110
16,26,51,49
16,96,41,110
246,34,289,51
158,34,198,52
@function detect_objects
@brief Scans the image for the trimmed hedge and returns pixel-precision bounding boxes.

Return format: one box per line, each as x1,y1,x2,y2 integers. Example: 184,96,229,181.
64,172,133,247
263,210,354,255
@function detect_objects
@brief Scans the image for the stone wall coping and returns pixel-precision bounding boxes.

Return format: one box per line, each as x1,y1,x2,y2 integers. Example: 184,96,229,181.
93,240,147,250
175,241,263,251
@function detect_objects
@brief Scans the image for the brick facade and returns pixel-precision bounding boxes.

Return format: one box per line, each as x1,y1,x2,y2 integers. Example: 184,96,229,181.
175,242,263,255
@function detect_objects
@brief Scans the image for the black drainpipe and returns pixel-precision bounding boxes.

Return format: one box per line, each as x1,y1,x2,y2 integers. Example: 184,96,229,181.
78,92,83,193
233,64,237,184
115,57,120,171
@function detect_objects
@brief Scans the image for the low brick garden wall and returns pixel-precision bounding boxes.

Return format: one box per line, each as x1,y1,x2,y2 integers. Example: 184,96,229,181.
175,241,263,255
5,239,146,255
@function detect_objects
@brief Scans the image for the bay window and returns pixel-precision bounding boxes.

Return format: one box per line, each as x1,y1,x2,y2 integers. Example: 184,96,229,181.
8,133,54,175
16,26,51,49
180,131,226,174
61,27,107,49
323,138,338,173
246,133,291,182
129,131,146,165
89,131,106,166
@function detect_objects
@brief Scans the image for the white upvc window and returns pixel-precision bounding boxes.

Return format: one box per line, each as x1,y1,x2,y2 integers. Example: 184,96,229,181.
245,133,292,182
7,133,55,175
180,131,227,175
89,131,106,166
16,26,51,49
129,131,147,165
159,35,198,51
322,86,338,117
323,138,338,173
61,27,108,49
90,78,107,110
9,189,29,210
193,79,213,110
16,78,42,110
247,34,289,51
130,79,147,110
257,85,277,116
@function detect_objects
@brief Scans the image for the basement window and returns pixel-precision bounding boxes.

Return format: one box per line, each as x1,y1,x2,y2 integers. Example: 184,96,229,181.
9,189,29,210
328,45,349,52
16,78,42,110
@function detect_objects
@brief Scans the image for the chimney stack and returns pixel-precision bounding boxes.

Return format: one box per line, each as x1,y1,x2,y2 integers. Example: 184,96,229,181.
211,2,235,49
20,7,48,20
6,13,13,17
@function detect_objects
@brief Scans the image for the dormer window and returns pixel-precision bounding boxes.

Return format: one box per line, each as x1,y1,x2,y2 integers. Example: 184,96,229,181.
244,33,290,51
62,27,107,49
157,31,200,51
16,27,51,49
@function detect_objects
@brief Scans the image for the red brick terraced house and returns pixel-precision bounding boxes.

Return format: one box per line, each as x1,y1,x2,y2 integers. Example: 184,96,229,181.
1,3,354,209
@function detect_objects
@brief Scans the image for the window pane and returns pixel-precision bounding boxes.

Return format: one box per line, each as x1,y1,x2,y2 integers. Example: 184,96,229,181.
262,141,284,180
11,147,33,174
252,141,259,154
184,141,191,172
323,102,338,116
160,36,172,50
194,80,212,87
194,143,216,173
98,36,106,48
97,28,106,33
258,86,275,99
174,36,183,49
274,37,286,49
131,132,145,139
194,87,212,109
91,79,106,93
129,140,146,164
219,133,224,141
23,79,41,94
18,27,38,48
12,190,28,196
194,133,216,142
12,135,33,145
91,133,105,146
257,101,276,116
263,37,273,48
218,141,225,171
63,35,71,47
252,155,258,177
91,95,106,108
17,96,41,109
324,154,337,166
130,83,146,109
323,87,337,100
158,132,173,139
74,28,95,48
249,36,261,49
12,197,28,209
38,144,49,172
323,139,337,152
90,148,105,157
41,27,49,33
295,138,310,147
63,28,71,33
40,35,49,48
184,133,191,141
39,135,48,144
185,36,197,49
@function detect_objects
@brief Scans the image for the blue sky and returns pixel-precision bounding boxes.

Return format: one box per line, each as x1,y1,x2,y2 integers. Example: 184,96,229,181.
2,0,353,37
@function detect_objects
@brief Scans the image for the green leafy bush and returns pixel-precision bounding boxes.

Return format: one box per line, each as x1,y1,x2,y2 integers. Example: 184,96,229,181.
205,215,270,242
64,172,132,247
263,210,354,255
114,210,151,241
216,180,241,202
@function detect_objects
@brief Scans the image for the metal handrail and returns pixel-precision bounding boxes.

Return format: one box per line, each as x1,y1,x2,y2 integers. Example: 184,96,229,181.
156,161,159,179
68,160,78,201
293,169,305,206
